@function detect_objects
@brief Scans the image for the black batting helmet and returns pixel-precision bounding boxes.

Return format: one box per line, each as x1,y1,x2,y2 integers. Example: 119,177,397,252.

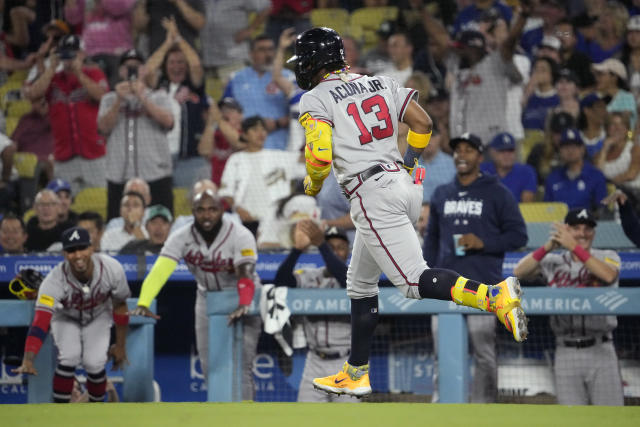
287,27,346,90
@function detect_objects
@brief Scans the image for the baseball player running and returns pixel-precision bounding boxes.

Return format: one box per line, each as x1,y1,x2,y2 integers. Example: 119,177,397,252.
131,189,261,400
287,27,528,397
13,227,131,403
274,220,352,402
514,209,624,405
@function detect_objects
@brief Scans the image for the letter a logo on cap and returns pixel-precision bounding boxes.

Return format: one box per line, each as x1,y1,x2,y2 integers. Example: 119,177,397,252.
69,230,80,241
577,209,588,219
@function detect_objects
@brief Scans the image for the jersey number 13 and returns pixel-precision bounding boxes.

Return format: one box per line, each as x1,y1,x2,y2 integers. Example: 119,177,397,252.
346,94,394,145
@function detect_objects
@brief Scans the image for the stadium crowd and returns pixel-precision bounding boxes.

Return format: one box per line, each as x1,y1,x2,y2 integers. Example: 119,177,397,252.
1,0,640,405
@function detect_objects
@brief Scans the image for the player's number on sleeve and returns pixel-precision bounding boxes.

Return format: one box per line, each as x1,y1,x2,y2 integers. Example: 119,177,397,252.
346,95,394,145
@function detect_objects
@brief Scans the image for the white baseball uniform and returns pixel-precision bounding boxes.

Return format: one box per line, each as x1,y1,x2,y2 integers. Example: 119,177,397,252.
298,73,425,300
160,217,262,400
35,253,131,373
539,248,624,406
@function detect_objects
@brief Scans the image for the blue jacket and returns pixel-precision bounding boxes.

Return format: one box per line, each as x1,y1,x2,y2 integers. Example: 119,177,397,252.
423,174,528,284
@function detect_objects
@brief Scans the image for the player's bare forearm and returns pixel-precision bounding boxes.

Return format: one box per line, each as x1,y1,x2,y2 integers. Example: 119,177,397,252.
113,301,128,348
513,252,541,279
402,100,432,136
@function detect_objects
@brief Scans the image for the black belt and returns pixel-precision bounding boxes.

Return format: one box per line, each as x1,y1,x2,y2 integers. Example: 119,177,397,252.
563,335,610,349
358,164,387,183
341,162,402,198
314,350,350,360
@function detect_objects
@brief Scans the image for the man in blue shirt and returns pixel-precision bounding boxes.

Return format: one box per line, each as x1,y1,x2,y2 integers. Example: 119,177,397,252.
481,132,538,202
544,128,608,211
223,35,293,150
418,129,456,204
425,133,527,403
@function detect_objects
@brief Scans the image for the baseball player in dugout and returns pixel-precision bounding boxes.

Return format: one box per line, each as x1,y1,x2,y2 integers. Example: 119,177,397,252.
287,27,528,398
131,188,261,400
514,209,624,406
424,133,528,403
13,227,131,403
274,221,352,402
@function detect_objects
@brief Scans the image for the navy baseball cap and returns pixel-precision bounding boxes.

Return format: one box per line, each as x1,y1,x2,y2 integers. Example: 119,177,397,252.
325,226,349,244
559,128,583,146
119,48,145,65
454,31,486,50
61,226,91,251
549,111,575,133
580,92,610,109
46,178,71,194
218,97,243,112
565,208,597,228
450,132,483,153
58,34,81,59
489,132,516,151
557,68,578,84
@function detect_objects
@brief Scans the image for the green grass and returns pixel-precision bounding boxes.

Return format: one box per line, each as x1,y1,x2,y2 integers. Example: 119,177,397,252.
3,402,639,427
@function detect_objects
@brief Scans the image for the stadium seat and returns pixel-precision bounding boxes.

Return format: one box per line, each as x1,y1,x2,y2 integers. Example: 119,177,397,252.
519,129,544,163
13,152,39,178
7,99,31,118
206,76,224,102
0,80,24,113
349,6,399,53
5,116,19,136
173,187,190,217
71,187,108,220
310,8,350,37
13,152,40,213
519,202,568,223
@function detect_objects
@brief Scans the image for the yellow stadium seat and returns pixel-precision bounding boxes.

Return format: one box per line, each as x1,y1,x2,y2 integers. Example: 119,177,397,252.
519,129,545,163
311,8,350,37
71,187,108,220
5,116,19,137
13,152,39,178
519,202,569,223
0,80,24,113
248,11,267,38
173,187,191,217
206,76,224,102
7,69,28,83
7,99,31,118
349,6,399,53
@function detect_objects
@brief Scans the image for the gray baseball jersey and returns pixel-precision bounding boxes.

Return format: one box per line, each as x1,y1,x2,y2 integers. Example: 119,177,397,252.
294,267,350,352
298,73,416,184
540,248,620,337
36,253,131,326
160,216,262,295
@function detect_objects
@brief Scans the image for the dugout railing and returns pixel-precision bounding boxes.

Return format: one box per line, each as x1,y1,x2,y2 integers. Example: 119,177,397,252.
207,287,640,403
0,299,156,403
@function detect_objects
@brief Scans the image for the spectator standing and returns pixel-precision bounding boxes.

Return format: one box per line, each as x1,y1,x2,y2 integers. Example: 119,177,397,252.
593,58,637,130
46,178,78,230
360,20,393,77
274,221,351,402
10,96,54,183
375,32,413,86
445,8,526,147
453,0,512,35
522,56,560,131
143,0,204,54
544,128,608,211
577,2,627,63
223,35,293,150
97,49,174,220
145,16,208,188
514,209,624,406
554,19,595,91
264,0,313,44
520,0,567,57
424,133,527,403
481,132,538,202
119,204,172,255
593,112,640,203
0,213,27,254
24,189,65,252
77,211,104,253
24,35,108,194
198,98,245,186
218,116,305,236
199,0,270,83
577,92,608,158
100,191,147,253
417,128,456,204
64,0,143,87
554,68,580,119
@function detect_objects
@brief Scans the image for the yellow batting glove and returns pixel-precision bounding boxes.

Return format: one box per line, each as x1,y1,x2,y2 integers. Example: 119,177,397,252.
303,175,323,196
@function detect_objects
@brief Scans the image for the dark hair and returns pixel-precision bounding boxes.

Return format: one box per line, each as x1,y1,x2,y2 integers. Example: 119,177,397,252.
0,212,26,232
533,56,559,84
250,34,273,51
241,115,265,133
122,191,146,208
389,31,413,47
77,211,104,231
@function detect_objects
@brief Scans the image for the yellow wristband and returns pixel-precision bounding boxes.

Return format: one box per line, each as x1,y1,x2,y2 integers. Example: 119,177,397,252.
407,129,432,149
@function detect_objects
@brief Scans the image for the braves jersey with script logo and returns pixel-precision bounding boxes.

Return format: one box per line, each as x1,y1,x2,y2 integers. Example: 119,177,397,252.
160,216,261,295
298,73,417,185
540,248,621,337
294,267,350,352
35,253,131,326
